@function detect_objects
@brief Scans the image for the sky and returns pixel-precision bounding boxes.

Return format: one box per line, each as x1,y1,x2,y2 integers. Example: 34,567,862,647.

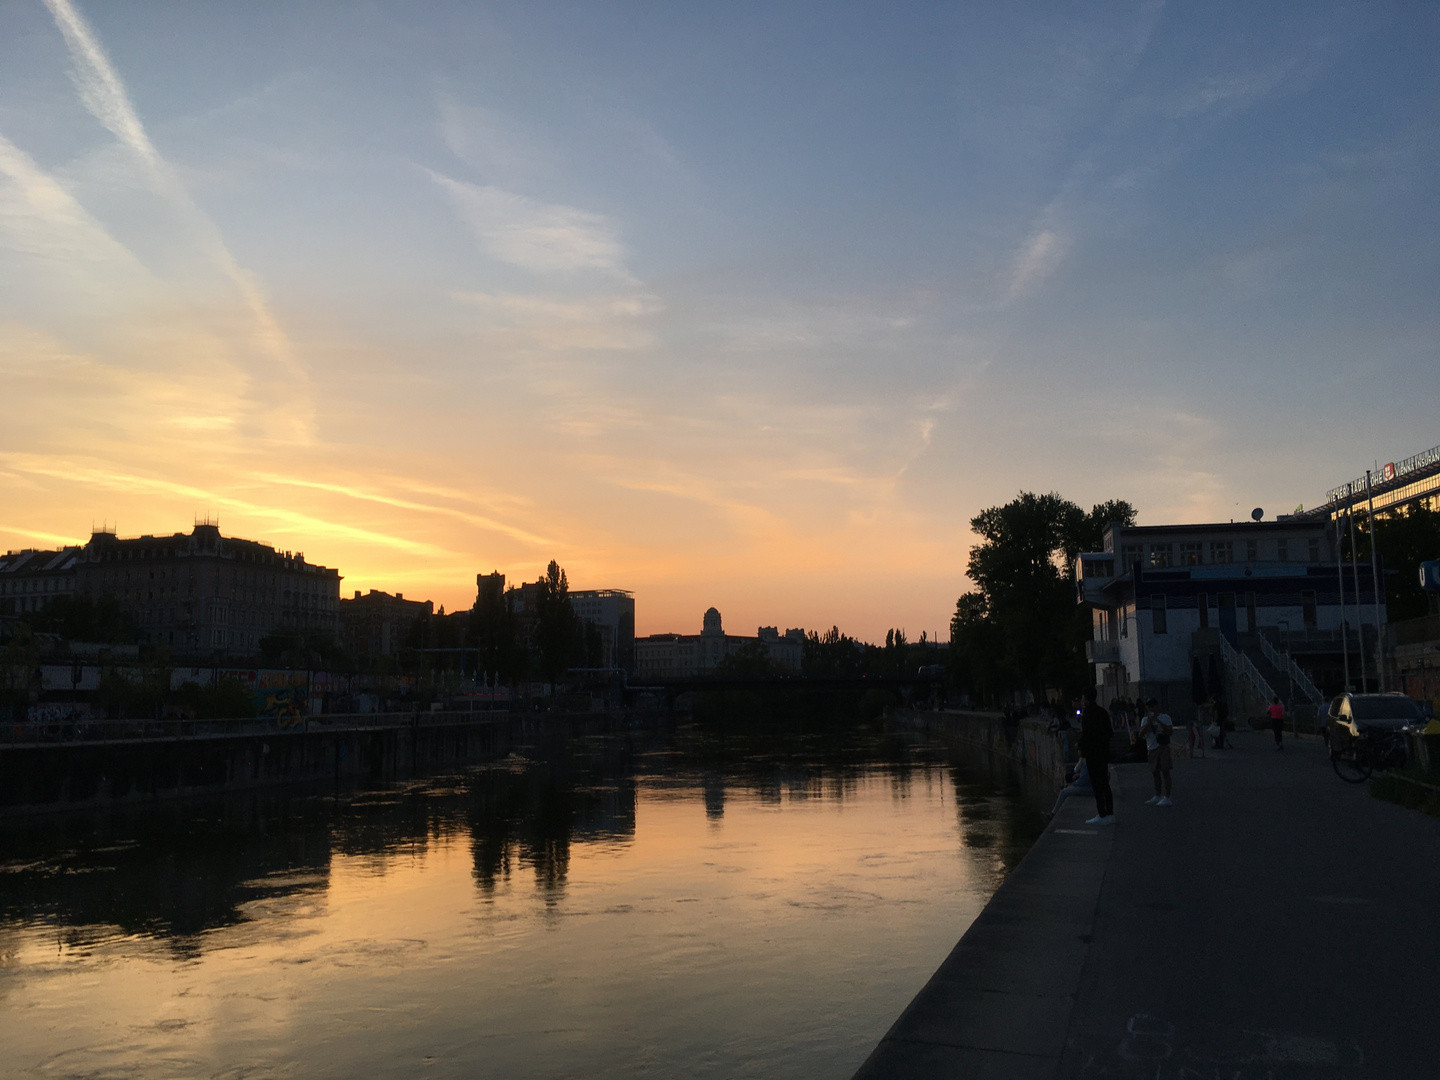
0,1,1436,640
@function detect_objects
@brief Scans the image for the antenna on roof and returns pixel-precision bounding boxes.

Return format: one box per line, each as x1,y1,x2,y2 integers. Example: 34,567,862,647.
195,513,219,528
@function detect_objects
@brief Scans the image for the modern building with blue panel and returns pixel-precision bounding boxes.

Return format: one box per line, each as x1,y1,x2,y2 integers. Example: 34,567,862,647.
1077,519,1384,723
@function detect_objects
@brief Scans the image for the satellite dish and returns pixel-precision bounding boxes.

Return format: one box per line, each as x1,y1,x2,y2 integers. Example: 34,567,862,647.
1251,508,1264,521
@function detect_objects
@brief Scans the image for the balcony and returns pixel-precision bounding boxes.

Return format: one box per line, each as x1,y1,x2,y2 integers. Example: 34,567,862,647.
1086,639,1120,664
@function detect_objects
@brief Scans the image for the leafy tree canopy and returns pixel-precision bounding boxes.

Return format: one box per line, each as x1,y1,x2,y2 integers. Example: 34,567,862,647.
953,492,1136,703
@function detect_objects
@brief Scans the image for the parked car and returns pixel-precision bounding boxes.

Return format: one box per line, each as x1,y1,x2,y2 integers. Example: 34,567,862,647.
1325,692,1425,761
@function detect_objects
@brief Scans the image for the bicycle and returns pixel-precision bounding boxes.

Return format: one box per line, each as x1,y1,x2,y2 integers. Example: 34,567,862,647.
1331,728,1408,783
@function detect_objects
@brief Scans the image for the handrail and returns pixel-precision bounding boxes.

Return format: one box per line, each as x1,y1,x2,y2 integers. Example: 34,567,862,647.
1219,634,1275,703
0,709,518,747
1254,635,1324,708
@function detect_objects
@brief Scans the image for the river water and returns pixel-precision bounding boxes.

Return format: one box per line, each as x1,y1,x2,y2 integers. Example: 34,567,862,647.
0,719,1044,1079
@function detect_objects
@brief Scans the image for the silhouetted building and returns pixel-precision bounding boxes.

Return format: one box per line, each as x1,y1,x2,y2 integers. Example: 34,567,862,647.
476,571,505,610
74,523,341,657
569,589,636,671
635,608,804,677
501,576,636,672
341,589,433,663
0,546,80,616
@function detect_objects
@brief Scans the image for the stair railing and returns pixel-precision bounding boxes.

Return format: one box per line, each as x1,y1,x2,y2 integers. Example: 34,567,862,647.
1219,633,1275,703
1254,634,1324,709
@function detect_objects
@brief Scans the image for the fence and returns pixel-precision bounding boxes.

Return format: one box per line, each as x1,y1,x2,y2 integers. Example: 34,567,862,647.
0,710,514,748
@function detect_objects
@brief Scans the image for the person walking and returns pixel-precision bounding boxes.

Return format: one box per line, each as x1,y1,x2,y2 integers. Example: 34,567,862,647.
1140,698,1174,806
1080,686,1115,825
1267,696,1286,750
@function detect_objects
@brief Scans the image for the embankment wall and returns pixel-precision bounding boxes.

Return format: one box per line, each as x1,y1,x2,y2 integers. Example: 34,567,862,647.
0,711,659,815
894,709,1068,793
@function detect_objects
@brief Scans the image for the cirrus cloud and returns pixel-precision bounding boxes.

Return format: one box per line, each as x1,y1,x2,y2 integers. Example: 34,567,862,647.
431,172,627,275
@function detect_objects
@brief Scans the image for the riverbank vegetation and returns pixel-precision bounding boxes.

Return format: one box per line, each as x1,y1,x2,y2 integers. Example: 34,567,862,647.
950,491,1136,706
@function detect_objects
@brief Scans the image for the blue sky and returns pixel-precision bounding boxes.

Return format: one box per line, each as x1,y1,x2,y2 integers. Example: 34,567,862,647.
0,1,1436,637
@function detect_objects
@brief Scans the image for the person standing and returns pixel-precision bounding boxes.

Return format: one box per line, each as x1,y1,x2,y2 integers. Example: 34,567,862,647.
1080,686,1115,825
1140,698,1174,806
1267,696,1286,750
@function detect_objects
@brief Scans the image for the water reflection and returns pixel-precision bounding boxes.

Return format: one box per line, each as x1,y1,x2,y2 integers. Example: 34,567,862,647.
0,719,1045,1079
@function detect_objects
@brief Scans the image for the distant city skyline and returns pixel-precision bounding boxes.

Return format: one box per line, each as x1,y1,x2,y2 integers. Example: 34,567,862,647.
2,1,1436,639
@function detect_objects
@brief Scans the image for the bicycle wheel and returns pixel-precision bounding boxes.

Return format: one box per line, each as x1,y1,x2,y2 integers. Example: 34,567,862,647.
1332,747,1372,783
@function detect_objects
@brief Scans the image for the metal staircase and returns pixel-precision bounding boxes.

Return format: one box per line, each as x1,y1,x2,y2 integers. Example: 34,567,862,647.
1219,633,1275,711
1252,634,1324,710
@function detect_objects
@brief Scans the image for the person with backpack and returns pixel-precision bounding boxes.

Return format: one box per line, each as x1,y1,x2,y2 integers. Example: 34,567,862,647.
1079,686,1115,825
1140,697,1174,806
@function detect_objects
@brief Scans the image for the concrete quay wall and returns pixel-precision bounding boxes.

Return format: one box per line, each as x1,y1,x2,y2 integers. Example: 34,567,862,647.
0,710,657,815
895,708,1069,792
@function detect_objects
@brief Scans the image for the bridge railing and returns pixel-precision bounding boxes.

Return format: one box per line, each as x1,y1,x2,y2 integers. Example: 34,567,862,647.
0,710,516,747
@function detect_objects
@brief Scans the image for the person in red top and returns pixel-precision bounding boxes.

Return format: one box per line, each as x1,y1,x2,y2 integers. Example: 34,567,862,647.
1267,696,1286,750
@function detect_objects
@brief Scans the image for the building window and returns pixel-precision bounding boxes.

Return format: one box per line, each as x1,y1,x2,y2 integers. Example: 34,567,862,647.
1121,544,1143,571
1211,541,1233,564
1151,594,1167,635
1245,592,1257,632
1198,593,1209,629
1308,538,1321,563
1246,539,1258,563
1179,543,1202,566
1276,539,1288,562
1149,544,1173,568
1302,590,1317,629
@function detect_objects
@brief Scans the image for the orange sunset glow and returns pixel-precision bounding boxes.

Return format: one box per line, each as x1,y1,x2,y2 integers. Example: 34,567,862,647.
3,1,1435,640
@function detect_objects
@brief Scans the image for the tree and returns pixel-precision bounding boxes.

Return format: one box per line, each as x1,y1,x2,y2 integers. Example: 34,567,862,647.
952,492,1136,702
1349,503,1440,622
803,626,865,676
24,594,135,644
534,560,588,682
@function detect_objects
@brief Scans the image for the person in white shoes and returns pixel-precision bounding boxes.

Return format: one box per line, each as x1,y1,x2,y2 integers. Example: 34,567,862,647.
1139,698,1174,806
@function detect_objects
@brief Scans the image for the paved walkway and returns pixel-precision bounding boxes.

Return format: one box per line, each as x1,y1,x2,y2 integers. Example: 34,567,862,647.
854,732,1440,1079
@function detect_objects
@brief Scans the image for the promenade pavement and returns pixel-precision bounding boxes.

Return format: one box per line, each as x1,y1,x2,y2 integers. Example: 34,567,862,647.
854,731,1440,1079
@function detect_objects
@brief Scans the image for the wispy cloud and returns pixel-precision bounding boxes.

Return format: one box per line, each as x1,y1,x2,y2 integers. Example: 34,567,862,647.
452,289,661,351
438,97,559,180
1008,227,1070,297
247,471,556,549
431,172,627,275
0,524,84,547
0,133,148,276
41,0,312,442
0,453,450,558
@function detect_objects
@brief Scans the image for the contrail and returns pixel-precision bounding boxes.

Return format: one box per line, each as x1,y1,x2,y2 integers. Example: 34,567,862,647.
42,0,314,441
42,0,162,169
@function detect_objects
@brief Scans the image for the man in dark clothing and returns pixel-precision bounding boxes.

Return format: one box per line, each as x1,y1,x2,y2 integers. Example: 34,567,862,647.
1079,686,1114,825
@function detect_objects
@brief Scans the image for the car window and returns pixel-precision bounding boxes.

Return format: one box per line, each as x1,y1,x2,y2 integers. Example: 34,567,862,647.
1328,698,1343,718
1350,696,1424,721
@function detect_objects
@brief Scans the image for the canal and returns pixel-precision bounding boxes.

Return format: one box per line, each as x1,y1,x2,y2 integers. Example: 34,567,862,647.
0,717,1045,1078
